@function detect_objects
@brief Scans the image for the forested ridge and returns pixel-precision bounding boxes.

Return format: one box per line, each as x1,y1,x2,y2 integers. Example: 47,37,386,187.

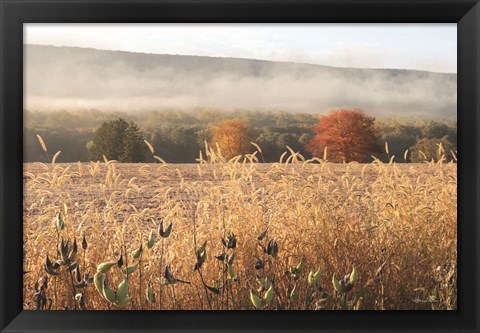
24,109,456,163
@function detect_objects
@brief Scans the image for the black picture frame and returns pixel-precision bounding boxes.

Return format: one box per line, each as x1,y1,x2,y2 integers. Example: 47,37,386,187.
1,0,479,332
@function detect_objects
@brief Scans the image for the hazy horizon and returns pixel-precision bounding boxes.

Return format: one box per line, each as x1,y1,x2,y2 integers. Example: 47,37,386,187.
24,23,457,73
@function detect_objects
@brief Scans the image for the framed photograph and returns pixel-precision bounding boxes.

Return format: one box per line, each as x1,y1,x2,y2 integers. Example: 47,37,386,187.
1,0,479,332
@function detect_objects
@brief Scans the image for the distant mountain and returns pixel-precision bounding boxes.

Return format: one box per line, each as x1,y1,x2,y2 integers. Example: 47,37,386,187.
24,44,457,119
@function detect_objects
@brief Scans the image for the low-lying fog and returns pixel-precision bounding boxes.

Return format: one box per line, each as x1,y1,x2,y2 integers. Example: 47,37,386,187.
24,44,457,119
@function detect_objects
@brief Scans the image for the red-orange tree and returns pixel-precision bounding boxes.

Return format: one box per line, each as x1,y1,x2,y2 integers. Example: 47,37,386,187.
210,119,254,159
306,108,381,162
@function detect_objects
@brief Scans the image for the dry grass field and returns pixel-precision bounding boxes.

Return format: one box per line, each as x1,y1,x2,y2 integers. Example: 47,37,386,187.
23,148,457,310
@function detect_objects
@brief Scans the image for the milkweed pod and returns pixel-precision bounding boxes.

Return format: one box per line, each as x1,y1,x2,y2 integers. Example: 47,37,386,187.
257,230,267,241
44,262,60,276
146,283,156,304
132,245,143,259
270,241,279,257
93,272,105,296
164,264,175,281
97,261,116,273
158,219,164,237
250,289,262,309
267,240,279,256
263,285,274,305
313,268,321,283
349,266,358,285
103,283,116,303
81,234,88,250
54,260,64,268
254,257,264,270
45,254,53,270
307,271,315,286
147,230,155,249
227,263,237,280
196,241,207,261
56,212,64,231
122,263,139,275
296,257,305,274
164,222,173,237
193,261,203,272
332,274,344,293
60,239,69,263
225,232,237,249
159,221,173,238
67,262,79,272
116,277,128,303
68,239,77,262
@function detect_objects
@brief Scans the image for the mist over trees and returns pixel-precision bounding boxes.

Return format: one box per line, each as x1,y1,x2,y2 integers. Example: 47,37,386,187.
23,44,457,163
24,108,457,164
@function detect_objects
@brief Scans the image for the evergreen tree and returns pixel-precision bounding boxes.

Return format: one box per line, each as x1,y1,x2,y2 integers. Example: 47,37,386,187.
88,118,146,162
120,122,146,162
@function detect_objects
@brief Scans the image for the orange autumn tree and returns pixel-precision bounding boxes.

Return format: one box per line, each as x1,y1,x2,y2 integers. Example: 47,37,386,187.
306,108,381,162
210,119,254,159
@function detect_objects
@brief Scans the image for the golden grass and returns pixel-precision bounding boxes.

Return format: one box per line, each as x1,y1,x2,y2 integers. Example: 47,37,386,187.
23,146,457,310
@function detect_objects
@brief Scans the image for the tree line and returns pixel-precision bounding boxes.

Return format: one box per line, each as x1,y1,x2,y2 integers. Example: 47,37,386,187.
24,108,457,163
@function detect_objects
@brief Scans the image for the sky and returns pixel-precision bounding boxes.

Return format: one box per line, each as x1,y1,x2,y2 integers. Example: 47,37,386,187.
24,23,457,73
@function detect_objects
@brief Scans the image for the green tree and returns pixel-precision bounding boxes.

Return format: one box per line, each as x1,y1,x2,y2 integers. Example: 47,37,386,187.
120,122,146,162
150,125,201,163
410,136,456,162
422,121,450,139
88,118,146,162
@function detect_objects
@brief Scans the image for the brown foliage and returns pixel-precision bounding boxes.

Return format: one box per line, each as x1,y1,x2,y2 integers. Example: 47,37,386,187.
306,108,381,162
210,119,254,159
